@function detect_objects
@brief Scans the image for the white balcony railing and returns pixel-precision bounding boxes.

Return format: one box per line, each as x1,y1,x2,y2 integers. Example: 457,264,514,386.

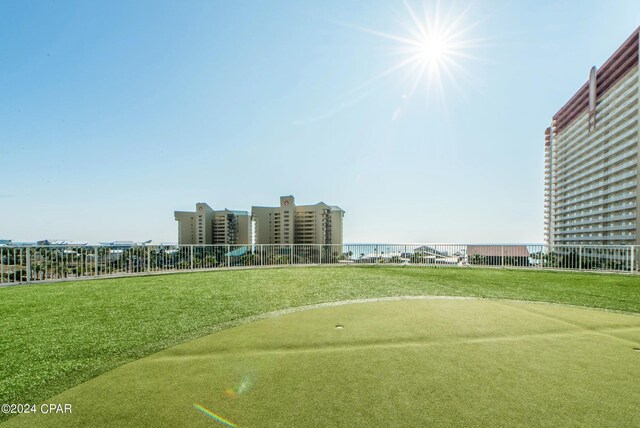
2,243,640,286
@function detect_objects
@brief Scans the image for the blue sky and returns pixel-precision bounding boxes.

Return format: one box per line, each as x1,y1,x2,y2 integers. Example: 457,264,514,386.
1,0,639,243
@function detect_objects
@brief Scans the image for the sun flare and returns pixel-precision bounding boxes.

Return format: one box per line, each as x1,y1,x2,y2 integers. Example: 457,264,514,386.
298,1,488,124
349,0,487,115
419,35,447,63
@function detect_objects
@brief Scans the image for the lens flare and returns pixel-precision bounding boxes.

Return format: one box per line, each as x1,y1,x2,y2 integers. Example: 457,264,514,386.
224,374,253,399
193,403,237,428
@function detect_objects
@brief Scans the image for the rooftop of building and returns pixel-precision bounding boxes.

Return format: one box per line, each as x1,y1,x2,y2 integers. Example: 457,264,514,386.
552,26,639,133
218,209,249,216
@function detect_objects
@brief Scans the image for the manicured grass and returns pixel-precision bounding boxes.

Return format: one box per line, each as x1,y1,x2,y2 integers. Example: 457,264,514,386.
4,299,640,427
1,266,640,423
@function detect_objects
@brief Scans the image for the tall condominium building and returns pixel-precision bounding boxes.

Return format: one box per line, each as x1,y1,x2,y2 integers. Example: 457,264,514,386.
545,28,639,246
252,195,345,245
174,203,250,245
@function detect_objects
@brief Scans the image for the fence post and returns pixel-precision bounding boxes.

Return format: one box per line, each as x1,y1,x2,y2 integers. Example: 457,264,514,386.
147,247,151,272
26,248,31,284
190,246,194,271
630,245,634,273
227,245,230,267
319,244,322,265
501,246,504,268
290,245,294,265
94,247,98,277
579,246,582,271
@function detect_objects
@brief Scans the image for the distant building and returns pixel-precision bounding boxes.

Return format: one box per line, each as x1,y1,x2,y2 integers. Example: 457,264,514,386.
252,195,345,245
97,240,152,248
545,27,639,245
174,203,250,245
37,240,89,246
4,241,36,247
467,245,530,266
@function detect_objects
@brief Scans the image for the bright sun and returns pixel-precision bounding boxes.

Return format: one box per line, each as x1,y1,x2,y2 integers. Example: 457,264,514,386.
419,35,447,63
349,0,486,113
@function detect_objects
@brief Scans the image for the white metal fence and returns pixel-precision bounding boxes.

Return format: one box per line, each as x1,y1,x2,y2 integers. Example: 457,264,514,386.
1,243,638,285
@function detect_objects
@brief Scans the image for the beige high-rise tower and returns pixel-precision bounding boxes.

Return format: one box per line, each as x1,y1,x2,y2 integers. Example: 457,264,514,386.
252,196,345,245
174,203,250,245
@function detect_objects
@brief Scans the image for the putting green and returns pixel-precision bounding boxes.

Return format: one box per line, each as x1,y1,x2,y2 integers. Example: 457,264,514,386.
4,298,640,427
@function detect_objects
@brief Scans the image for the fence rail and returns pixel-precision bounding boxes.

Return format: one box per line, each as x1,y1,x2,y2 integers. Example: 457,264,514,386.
1,243,638,285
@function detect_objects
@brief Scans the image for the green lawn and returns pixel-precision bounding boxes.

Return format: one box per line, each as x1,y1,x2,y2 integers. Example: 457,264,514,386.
1,266,640,424
4,298,640,427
